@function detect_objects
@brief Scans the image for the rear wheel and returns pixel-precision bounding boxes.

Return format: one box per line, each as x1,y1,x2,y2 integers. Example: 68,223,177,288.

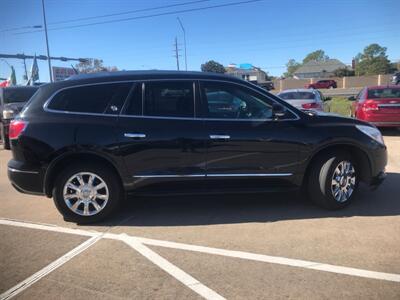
307,152,358,209
53,162,122,223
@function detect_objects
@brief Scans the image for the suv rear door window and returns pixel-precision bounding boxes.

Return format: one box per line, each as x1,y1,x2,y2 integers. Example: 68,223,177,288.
144,81,194,117
48,82,132,114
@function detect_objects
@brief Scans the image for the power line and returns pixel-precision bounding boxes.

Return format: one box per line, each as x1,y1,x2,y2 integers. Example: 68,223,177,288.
50,0,211,25
1,0,211,33
15,0,263,34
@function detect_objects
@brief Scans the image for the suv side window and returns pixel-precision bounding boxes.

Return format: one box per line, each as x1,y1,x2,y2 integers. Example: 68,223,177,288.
143,81,194,117
48,82,132,114
122,83,142,116
201,81,273,120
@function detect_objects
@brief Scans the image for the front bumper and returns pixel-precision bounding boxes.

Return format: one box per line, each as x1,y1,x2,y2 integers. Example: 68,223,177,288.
7,160,45,195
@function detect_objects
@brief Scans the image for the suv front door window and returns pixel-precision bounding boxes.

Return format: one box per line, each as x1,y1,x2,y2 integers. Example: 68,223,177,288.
203,82,273,120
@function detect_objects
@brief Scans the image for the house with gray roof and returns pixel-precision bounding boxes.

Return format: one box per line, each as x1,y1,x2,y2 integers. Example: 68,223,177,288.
293,59,349,79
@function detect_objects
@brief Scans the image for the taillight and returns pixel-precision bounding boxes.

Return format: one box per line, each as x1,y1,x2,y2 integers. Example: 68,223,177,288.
9,120,27,140
302,102,321,109
362,100,379,112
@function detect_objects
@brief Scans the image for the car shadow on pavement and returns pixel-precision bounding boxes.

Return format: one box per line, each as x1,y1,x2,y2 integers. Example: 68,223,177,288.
88,172,400,228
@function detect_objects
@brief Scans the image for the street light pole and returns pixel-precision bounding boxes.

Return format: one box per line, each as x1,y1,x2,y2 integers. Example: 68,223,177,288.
177,17,187,71
41,0,53,82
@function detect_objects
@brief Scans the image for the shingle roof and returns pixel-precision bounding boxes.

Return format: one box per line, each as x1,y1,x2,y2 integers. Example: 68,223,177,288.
294,59,347,75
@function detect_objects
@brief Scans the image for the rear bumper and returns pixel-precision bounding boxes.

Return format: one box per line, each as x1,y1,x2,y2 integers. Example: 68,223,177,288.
7,160,45,195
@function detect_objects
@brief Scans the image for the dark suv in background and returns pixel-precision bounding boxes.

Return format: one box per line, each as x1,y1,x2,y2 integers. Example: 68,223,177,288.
7,71,387,223
392,72,400,85
0,86,38,149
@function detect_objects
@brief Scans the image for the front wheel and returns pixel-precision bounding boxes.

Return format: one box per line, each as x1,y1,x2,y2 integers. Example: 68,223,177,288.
307,152,358,209
53,163,122,223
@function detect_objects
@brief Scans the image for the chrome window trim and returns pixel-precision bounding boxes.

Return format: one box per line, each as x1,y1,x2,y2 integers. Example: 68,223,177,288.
133,173,292,178
141,82,145,115
8,167,40,174
193,81,196,117
42,78,300,121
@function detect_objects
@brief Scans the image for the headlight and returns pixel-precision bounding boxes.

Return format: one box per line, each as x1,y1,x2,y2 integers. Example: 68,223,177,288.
356,125,385,145
2,109,16,120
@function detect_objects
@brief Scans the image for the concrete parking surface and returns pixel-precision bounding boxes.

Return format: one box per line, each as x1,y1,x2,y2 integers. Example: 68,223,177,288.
0,129,399,299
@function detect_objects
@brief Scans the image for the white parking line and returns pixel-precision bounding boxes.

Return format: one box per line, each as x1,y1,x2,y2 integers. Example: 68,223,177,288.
1,218,400,285
122,235,226,300
0,235,101,300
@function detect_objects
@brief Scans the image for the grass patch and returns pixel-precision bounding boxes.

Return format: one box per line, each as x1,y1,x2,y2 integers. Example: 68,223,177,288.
324,97,352,117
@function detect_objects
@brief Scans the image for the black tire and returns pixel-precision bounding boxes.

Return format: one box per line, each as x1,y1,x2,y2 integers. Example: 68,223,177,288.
307,151,358,209
52,162,122,223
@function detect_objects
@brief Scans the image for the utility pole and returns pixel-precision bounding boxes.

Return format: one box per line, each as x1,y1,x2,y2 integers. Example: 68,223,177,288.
41,0,53,82
174,37,180,71
22,54,28,81
177,17,187,71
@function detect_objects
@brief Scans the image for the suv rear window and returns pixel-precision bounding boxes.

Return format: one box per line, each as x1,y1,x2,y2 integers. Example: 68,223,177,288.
367,88,400,99
48,83,132,114
144,81,194,117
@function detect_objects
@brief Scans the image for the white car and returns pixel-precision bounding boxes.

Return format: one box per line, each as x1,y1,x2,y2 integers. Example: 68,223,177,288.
277,89,328,111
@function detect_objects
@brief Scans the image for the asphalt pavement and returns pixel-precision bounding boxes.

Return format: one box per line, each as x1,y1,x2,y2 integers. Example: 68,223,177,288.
0,129,399,299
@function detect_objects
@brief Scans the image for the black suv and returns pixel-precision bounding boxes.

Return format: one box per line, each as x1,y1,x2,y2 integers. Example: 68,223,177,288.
8,71,387,223
0,86,38,149
392,72,400,85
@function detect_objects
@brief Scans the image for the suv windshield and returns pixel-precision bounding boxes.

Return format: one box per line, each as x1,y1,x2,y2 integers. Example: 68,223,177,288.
3,88,38,104
367,88,400,99
279,92,316,100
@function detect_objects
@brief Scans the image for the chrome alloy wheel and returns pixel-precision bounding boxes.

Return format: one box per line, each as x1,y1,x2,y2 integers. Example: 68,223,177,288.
63,172,109,216
331,160,356,203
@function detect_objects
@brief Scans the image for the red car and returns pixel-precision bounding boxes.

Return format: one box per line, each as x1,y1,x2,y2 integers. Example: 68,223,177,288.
305,80,337,89
350,85,400,127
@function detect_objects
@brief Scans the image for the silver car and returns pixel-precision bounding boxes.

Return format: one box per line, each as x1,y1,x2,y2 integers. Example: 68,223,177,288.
277,89,327,111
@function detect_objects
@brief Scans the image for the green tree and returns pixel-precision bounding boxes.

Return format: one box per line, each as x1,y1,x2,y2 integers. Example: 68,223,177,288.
201,60,226,73
283,59,301,78
75,59,118,74
333,67,355,77
302,50,329,64
355,43,392,75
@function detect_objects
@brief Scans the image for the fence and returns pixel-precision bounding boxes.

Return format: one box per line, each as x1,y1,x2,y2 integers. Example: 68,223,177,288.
273,75,393,91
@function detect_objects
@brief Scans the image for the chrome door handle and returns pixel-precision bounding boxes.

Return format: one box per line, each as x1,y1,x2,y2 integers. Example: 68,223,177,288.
124,133,146,139
209,134,230,140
